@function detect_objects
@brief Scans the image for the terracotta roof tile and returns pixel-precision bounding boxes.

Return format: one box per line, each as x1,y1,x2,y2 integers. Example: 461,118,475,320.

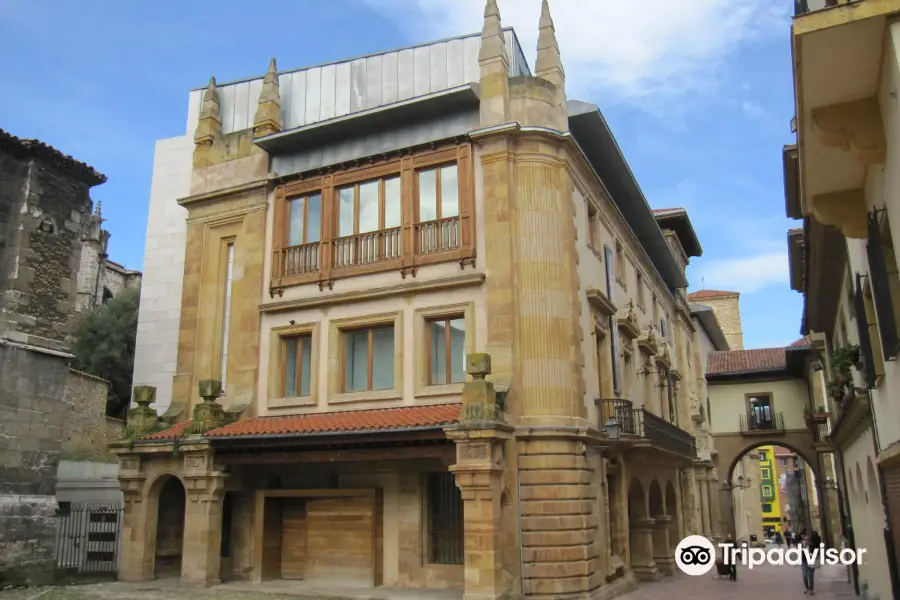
687,289,739,300
206,403,462,438
790,336,811,347
143,421,192,441
707,348,786,376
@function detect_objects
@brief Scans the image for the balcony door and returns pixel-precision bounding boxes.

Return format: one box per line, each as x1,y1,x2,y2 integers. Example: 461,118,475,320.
747,394,774,430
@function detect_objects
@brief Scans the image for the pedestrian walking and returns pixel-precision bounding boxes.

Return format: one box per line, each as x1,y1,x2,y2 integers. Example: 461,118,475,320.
801,531,822,595
775,530,784,548
785,529,794,548
725,537,737,582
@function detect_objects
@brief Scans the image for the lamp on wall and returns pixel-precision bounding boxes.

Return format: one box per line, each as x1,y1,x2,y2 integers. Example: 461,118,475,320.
605,416,622,441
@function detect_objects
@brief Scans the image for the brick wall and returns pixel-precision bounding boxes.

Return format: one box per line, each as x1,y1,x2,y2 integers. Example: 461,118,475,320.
62,369,124,460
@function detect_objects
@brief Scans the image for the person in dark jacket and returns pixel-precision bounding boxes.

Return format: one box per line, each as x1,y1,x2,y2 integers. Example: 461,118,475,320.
802,531,822,595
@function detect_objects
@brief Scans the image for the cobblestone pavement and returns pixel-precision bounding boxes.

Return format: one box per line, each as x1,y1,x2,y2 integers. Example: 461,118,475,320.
0,563,857,600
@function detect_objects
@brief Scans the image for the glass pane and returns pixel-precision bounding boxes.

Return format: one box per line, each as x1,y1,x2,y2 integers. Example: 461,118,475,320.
371,327,395,390
284,338,299,397
384,177,401,228
430,321,447,385
338,187,355,237
418,169,437,222
449,318,466,383
306,194,321,243
344,330,369,392
440,165,459,218
288,198,305,246
299,336,312,396
358,180,379,233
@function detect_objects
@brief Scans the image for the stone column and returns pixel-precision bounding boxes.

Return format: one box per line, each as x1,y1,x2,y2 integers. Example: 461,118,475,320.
629,518,660,581
116,454,151,582
708,475,723,541
699,478,712,538
651,516,675,575
445,353,513,600
181,450,228,586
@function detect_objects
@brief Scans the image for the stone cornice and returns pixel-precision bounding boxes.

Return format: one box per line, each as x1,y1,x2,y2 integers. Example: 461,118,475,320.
260,273,485,313
617,302,641,340
586,287,617,317
178,178,272,208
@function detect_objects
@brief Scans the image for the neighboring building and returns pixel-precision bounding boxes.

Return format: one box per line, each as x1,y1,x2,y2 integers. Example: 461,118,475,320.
74,203,142,315
731,452,764,544
0,129,124,585
687,289,744,351
118,2,715,597
785,0,900,598
758,445,785,537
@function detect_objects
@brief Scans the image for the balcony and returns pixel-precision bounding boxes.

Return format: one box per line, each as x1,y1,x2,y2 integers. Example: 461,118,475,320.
638,409,697,459
271,216,473,293
739,411,785,435
598,398,639,436
794,0,862,16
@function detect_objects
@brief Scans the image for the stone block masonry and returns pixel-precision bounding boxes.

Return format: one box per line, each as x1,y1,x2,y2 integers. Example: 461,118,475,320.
0,341,71,586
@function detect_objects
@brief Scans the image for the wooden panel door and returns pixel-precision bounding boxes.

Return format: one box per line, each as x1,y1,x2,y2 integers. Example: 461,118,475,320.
281,499,308,579
305,496,375,585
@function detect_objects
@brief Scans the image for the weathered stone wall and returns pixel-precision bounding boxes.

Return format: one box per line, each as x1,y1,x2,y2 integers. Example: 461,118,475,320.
698,295,744,351
0,341,70,586
62,369,124,460
0,148,93,351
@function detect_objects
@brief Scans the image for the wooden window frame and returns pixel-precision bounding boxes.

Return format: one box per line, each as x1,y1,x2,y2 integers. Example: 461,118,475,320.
426,315,466,386
270,142,475,292
341,325,396,393
327,312,402,405
286,192,323,247
267,322,319,409
280,333,313,399
414,303,475,398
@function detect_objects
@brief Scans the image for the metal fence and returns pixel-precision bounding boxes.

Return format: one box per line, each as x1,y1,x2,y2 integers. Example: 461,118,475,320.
55,502,123,583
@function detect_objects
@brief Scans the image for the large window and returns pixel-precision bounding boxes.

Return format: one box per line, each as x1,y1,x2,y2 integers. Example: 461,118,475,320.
343,326,395,392
428,317,466,385
335,177,401,267
417,164,460,252
426,472,463,565
272,142,474,289
746,394,775,430
282,335,312,397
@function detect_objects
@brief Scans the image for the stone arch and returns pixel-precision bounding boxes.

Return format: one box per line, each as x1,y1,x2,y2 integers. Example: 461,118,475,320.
855,463,866,505
725,440,821,485
866,458,880,508
648,480,664,517
146,473,187,579
628,478,647,520
666,480,681,548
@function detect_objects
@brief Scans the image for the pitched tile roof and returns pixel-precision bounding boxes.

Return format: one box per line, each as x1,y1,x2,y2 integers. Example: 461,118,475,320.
143,420,192,441
208,403,461,438
790,336,811,347
0,128,107,187
707,348,786,376
687,289,739,300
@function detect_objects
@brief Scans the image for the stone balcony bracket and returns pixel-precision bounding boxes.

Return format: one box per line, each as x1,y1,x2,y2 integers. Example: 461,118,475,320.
810,189,868,239
812,97,885,166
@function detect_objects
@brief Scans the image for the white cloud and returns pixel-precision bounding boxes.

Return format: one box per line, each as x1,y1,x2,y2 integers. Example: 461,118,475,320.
690,250,788,295
741,100,771,120
363,0,787,108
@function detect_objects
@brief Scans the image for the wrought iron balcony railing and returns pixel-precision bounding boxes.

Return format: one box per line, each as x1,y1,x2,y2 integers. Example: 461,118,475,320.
639,408,697,458
739,411,785,434
597,398,638,436
794,0,863,17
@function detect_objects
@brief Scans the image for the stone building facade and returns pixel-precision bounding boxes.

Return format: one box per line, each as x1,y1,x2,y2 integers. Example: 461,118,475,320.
687,289,744,351
119,2,718,598
0,129,125,585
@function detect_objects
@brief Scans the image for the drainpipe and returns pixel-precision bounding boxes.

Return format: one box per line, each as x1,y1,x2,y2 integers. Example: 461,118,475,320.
866,400,900,600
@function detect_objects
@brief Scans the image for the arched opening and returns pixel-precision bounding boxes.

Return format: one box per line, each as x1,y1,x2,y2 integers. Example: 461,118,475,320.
724,442,825,545
154,476,186,578
628,478,646,520
666,481,680,551
102,287,114,304
648,481,663,518
647,479,674,575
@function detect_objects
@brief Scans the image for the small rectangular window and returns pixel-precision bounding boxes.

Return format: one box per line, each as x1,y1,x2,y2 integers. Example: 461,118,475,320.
426,472,464,565
762,485,773,498
282,335,312,397
56,502,72,517
761,468,771,480
428,317,466,385
343,326,394,392
762,503,773,513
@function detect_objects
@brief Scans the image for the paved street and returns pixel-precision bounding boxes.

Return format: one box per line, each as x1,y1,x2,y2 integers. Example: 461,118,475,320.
0,563,857,600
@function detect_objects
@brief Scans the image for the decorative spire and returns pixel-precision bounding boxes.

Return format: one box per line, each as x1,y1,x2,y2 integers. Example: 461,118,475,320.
254,58,283,137
194,76,222,147
478,0,508,75
535,0,565,88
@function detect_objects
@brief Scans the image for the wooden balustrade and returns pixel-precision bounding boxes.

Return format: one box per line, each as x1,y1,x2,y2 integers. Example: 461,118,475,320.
279,242,321,278
332,228,402,269
416,216,461,255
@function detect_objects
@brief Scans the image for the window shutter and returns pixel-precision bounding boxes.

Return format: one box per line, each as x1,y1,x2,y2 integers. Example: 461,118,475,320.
866,211,899,360
854,272,877,389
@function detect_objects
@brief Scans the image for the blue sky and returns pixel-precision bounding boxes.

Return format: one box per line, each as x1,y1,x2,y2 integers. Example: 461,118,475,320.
0,0,802,349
